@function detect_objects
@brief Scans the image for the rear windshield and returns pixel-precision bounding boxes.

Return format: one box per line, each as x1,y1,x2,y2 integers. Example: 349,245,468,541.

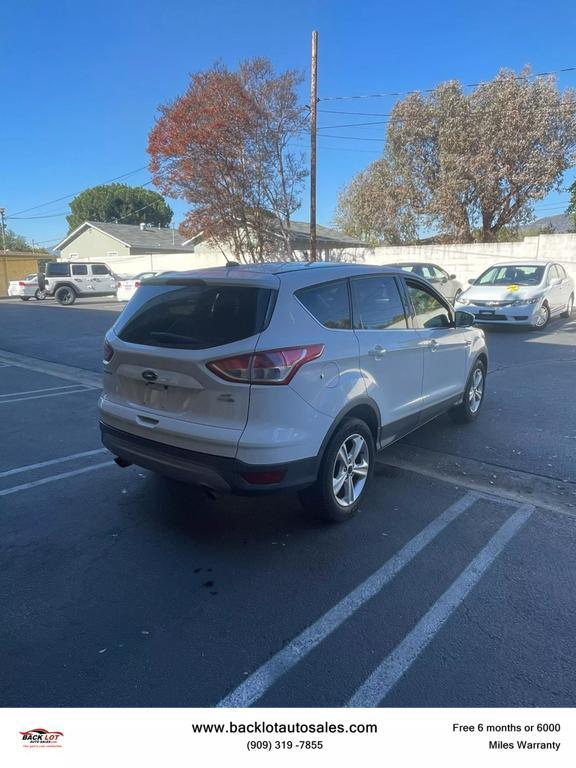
46,263,70,277
115,283,274,349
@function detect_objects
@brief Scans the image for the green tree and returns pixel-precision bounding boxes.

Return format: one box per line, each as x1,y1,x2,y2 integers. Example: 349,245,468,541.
66,183,172,232
568,180,576,230
1,227,48,252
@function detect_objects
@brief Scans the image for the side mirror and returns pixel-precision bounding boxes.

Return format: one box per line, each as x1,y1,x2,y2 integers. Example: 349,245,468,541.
455,310,475,328
468,278,476,285
450,274,457,280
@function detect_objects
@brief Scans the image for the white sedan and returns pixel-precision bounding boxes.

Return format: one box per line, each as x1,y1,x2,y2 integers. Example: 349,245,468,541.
8,274,46,301
116,272,158,302
455,261,574,329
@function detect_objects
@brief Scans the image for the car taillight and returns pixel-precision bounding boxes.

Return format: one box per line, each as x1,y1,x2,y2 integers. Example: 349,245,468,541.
103,340,114,363
134,281,141,288
116,281,122,289
207,345,324,385
18,281,26,286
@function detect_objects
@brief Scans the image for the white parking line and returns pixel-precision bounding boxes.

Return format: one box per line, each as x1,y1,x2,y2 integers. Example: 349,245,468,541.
0,387,94,404
0,461,115,497
0,350,101,388
347,503,535,707
0,384,89,399
0,449,108,479
217,491,481,707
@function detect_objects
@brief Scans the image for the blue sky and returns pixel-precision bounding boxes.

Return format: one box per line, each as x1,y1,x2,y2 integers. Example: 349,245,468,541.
1,0,575,250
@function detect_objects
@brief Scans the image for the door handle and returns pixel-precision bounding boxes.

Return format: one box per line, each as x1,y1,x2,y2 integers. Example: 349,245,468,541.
429,339,439,351
368,345,387,359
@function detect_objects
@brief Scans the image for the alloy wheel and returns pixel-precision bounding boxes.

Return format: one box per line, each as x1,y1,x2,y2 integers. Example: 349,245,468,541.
534,304,549,328
332,434,370,508
468,367,484,414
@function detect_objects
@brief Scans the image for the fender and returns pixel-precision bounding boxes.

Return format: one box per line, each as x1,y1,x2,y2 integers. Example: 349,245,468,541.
315,396,382,463
47,281,78,296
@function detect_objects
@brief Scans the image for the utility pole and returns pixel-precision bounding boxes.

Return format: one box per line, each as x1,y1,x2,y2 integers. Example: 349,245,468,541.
0,208,6,252
309,30,318,262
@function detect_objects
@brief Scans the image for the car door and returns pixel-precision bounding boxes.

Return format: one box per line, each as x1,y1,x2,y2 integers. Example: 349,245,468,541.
91,263,116,294
351,274,424,443
554,264,572,310
71,263,91,293
403,277,469,417
545,265,564,314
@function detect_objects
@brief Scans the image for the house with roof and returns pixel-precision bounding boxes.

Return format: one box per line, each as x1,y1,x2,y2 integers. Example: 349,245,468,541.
54,219,369,275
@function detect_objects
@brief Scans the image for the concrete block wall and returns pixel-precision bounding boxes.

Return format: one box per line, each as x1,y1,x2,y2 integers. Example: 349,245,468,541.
362,233,576,283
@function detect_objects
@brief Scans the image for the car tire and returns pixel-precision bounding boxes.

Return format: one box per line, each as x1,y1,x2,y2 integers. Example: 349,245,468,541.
561,293,574,319
299,418,375,523
531,302,550,330
34,289,46,301
55,286,77,305
450,358,486,424
19,296,31,301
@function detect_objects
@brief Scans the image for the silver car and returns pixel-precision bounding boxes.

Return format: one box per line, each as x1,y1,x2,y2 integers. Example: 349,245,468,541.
387,262,463,304
455,261,574,329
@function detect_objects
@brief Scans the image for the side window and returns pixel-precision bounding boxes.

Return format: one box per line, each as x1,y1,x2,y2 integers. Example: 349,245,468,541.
72,264,88,276
556,265,566,279
351,276,407,330
406,281,452,329
431,265,448,280
296,280,351,329
91,264,110,275
420,265,436,280
547,266,559,284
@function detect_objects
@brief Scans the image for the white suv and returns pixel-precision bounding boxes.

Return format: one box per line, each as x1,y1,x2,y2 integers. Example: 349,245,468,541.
99,263,488,521
44,261,117,305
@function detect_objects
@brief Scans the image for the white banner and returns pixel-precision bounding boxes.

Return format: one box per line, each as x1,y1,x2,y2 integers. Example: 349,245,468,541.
1,708,574,766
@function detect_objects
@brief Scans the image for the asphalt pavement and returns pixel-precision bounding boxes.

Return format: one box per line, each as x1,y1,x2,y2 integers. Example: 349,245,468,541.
1,297,575,707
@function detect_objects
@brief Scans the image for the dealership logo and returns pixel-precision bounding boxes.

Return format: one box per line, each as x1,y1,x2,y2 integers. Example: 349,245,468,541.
20,728,64,748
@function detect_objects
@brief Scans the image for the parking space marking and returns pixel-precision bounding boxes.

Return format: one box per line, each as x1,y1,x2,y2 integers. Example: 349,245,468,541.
0,449,107,479
347,503,535,707
0,350,101,388
0,461,115,497
0,384,91,399
217,491,481,708
0,386,95,404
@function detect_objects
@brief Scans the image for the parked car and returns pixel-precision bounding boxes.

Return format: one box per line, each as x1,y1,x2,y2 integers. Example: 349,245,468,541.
7,273,46,301
116,272,158,303
44,261,117,305
99,263,487,522
386,262,463,304
455,261,574,329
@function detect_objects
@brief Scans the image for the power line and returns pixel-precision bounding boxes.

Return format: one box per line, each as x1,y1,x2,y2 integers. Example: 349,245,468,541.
319,65,576,102
318,120,389,130
318,134,385,142
8,165,150,217
318,109,393,117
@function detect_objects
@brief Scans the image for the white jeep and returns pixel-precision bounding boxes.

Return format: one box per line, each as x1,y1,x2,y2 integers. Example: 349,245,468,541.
44,261,117,305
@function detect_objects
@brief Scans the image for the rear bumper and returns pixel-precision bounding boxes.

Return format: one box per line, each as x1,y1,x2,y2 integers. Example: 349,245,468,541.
100,422,319,494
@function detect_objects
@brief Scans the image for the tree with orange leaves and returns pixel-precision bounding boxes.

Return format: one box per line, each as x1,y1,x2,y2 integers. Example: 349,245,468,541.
148,59,307,262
